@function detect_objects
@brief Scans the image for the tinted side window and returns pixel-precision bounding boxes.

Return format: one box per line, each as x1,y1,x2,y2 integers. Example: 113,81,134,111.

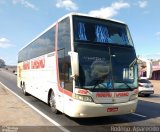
18,46,30,63
18,50,24,63
18,27,55,63
58,17,71,53
57,17,72,92
30,27,55,59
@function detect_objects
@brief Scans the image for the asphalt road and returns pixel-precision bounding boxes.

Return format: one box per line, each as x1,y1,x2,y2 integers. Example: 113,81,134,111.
0,69,160,132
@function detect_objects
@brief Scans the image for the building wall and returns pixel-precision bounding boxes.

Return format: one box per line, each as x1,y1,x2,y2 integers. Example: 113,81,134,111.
151,61,160,80
151,70,160,80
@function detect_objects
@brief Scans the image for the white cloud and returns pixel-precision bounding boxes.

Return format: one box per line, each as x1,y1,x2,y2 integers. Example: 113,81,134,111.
12,0,38,10
88,1,130,19
0,38,12,48
56,0,78,11
138,0,148,8
156,32,160,38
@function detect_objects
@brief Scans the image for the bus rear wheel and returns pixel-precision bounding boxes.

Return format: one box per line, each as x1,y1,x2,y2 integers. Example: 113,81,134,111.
22,84,28,96
49,91,59,114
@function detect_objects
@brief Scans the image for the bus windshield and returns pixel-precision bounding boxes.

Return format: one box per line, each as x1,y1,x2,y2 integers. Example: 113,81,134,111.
111,46,138,90
75,44,138,91
73,15,138,91
76,44,112,91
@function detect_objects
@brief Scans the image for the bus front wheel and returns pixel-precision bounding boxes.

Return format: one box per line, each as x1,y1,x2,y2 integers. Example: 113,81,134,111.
49,91,59,114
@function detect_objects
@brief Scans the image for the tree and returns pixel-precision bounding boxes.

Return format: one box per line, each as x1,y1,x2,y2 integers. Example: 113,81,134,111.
0,59,6,68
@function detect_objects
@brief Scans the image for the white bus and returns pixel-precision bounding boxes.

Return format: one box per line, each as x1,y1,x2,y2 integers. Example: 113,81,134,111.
17,13,138,118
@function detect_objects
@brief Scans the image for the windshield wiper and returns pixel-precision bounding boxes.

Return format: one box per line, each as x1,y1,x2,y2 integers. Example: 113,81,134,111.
91,74,108,91
129,58,137,67
122,82,133,91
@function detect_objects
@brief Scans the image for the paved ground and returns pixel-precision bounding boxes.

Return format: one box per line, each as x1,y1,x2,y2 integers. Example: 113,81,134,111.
150,80,160,95
0,76,159,130
0,83,53,126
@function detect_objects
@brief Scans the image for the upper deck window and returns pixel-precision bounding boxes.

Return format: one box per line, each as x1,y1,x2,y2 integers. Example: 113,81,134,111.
73,16,133,46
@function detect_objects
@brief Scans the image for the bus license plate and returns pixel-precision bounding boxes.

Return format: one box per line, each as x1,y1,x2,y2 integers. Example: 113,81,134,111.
107,107,118,112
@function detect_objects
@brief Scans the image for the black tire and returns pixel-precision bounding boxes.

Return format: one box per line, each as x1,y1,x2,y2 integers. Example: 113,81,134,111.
22,84,28,96
49,91,59,114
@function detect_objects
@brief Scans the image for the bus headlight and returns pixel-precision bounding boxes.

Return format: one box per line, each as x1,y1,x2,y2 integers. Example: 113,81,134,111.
129,94,138,101
73,94,93,102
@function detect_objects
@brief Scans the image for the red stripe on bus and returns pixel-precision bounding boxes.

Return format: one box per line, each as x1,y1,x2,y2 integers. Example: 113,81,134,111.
54,22,72,97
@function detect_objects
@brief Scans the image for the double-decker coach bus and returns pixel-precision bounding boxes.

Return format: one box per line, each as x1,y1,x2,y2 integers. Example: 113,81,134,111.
17,13,138,118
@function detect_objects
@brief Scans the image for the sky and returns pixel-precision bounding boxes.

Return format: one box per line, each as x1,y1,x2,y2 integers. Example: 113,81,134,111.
0,0,160,65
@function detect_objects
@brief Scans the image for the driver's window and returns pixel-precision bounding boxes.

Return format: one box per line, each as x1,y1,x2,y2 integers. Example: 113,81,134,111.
58,17,73,92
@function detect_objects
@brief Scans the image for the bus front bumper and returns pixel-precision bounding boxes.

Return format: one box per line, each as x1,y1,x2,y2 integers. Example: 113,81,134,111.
64,99,138,118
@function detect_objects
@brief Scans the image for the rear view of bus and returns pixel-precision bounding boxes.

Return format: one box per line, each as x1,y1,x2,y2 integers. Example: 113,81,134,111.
17,13,138,118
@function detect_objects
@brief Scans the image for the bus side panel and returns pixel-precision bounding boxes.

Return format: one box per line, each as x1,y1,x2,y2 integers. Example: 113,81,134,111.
17,53,60,104
33,54,58,103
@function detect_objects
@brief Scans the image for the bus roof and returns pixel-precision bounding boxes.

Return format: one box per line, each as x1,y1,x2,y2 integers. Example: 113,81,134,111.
18,12,126,53
70,12,126,24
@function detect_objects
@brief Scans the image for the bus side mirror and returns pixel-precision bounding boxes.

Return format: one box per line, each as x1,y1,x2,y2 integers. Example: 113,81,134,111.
68,51,79,78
